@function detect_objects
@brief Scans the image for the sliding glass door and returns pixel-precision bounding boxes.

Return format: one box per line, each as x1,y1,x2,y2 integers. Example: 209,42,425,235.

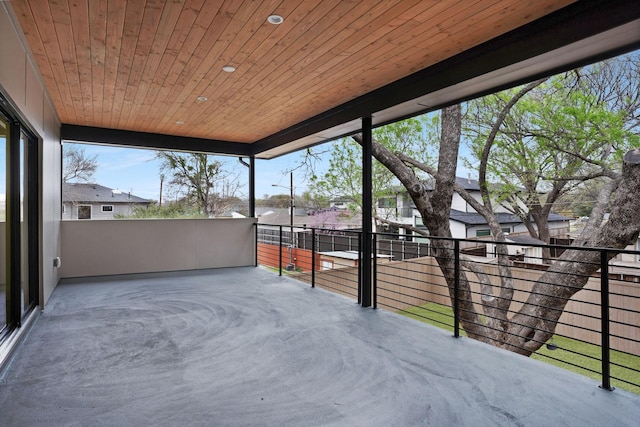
0,103,38,338
0,113,7,334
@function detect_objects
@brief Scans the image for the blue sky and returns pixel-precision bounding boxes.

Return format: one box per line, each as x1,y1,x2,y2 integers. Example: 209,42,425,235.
69,142,323,201
66,137,475,202
0,119,459,201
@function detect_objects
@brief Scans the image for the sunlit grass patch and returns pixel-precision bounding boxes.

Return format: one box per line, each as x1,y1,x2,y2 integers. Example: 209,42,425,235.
399,301,640,395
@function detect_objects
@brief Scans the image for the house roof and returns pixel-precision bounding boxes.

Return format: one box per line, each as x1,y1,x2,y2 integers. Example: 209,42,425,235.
9,1,640,159
449,209,570,226
62,183,151,204
506,235,547,246
256,207,308,226
257,207,361,230
395,176,519,195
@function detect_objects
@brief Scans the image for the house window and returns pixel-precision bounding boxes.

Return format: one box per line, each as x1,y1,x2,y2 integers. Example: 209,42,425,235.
377,197,396,208
321,260,334,270
78,205,91,220
476,228,510,237
102,205,114,212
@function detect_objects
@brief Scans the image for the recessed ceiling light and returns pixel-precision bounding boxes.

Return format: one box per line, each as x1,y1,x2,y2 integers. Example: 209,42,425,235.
267,14,284,25
222,65,236,73
197,95,208,102
175,120,184,125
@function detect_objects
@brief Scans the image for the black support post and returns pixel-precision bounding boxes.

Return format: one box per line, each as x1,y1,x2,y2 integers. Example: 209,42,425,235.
249,156,255,218
357,233,362,305
279,225,283,277
373,233,377,309
311,228,316,288
361,116,373,307
454,240,460,338
600,250,613,391
254,224,258,267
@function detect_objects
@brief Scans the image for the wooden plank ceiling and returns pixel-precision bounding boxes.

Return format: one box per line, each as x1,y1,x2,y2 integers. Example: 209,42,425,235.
12,0,577,148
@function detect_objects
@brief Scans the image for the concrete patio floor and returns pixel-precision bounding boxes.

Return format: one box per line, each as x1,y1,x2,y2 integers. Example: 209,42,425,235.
0,266,638,426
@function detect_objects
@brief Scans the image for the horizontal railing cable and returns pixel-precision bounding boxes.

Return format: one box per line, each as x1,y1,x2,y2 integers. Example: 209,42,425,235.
255,224,640,393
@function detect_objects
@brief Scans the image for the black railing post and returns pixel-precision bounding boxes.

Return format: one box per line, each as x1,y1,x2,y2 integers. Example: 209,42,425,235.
254,224,258,267
279,225,283,276
358,232,362,304
454,240,460,338
361,115,373,307
311,228,316,288
373,233,378,309
600,249,613,391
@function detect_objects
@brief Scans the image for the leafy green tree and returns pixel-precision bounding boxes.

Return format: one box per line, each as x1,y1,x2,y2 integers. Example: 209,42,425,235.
465,55,640,255
357,103,640,357
302,54,640,356
121,201,203,219
297,190,330,211
310,117,435,227
156,151,242,217
262,194,291,208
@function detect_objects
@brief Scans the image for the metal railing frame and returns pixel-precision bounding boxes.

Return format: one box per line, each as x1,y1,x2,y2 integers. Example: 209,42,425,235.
255,224,640,392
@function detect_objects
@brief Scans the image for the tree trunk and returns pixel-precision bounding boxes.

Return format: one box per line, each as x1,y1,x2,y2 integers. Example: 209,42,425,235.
358,102,640,358
504,149,640,355
530,207,552,261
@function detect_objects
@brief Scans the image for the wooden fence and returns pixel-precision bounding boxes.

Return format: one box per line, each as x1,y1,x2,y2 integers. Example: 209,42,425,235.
292,256,640,356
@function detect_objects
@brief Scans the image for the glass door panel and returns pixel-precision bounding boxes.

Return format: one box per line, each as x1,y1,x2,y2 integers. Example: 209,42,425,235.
20,133,28,315
0,115,7,333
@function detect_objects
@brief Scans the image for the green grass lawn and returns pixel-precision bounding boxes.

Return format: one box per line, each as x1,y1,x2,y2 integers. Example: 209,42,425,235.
399,302,640,395
263,265,301,276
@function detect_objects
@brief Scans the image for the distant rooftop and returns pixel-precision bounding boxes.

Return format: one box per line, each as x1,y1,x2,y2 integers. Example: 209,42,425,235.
257,207,361,230
62,183,151,204
449,209,570,226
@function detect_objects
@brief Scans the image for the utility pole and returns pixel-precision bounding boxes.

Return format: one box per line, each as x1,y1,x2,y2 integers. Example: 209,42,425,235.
288,172,295,270
159,174,164,207
272,172,296,270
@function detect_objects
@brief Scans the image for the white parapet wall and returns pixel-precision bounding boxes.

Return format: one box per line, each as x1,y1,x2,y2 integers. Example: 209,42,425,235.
60,218,256,278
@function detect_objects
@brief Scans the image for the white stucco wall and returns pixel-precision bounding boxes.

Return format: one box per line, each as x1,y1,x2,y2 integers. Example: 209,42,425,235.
1,4,62,307
60,218,256,278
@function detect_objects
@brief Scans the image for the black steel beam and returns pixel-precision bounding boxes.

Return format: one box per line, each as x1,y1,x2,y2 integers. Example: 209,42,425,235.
251,0,640,155
61,124,252,157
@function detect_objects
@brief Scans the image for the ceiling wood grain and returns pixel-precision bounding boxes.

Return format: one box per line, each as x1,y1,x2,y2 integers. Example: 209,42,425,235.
12,0,578,144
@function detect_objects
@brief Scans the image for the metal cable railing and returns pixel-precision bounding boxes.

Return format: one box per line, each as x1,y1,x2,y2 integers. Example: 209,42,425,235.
256,224,640,394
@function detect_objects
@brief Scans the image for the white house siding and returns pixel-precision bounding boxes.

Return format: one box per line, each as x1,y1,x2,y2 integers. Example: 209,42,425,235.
464,223,569,240
451,191,511,213
450,221,468,239
63,202,145,220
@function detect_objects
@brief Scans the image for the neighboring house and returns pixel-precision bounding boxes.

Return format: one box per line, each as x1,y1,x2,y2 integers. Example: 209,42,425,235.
570,215,640,263
447,210,570,240
63,183,151,220
256,207,309,226
378,177,571,240
487,234,547,264
318,251,392,270
256,207,361,230
329,197,356,211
